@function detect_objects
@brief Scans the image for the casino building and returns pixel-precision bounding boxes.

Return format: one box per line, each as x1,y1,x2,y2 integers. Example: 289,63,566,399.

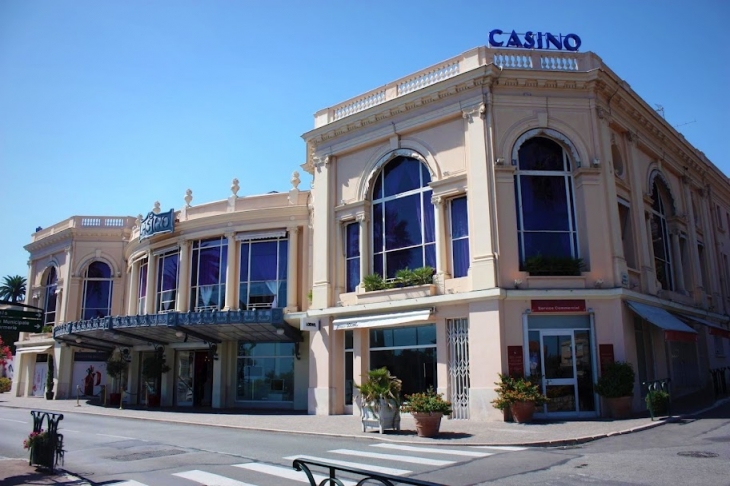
13,44,730,421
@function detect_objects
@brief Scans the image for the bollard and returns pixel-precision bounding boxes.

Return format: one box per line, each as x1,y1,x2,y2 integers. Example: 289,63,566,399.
119,389,124,410
101,384,106,407
75,385,81,407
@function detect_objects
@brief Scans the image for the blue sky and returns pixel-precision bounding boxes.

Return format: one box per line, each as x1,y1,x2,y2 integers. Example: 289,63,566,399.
1,1,728,281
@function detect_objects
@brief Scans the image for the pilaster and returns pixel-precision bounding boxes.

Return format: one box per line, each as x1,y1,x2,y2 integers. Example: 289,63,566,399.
287,226,299,310
144,251,156,314
128,260,140,315
176,239,190,312
224,232,237,310
357,212,369,291
682,177,704,303
626,132,656,293
311,155,334,308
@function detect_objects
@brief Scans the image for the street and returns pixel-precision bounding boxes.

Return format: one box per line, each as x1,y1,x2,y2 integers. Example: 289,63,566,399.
1,403,729,485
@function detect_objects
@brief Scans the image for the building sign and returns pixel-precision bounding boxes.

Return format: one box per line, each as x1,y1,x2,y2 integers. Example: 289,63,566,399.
139,209,175,241
531,300,586,313
489,30,581,51
507,346,524,377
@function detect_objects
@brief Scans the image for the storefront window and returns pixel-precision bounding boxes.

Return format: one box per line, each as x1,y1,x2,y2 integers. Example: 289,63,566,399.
370,324,436,396
236,342,294,402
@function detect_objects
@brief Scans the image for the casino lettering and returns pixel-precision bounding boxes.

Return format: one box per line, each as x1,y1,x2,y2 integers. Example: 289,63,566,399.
489,29,581,51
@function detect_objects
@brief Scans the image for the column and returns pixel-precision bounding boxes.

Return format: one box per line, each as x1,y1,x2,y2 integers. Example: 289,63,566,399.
644,209,658,294
432,196,448,277
144,251,156,315
128,260,140,315
56,247,73,324
670,230,686,293
699,187,721,306
311,155,333,308
224,232,237,310
357,213,369,289
287,226,299,310
176,239,190,312
464,97,497,290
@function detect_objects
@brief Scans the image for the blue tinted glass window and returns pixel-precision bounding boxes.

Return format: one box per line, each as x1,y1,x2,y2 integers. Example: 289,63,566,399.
346,223,360,293
518,137,565,171
278,240,288,280
384,157,422,197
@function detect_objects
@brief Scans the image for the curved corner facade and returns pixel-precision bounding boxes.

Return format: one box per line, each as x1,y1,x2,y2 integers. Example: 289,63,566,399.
12,46,730,422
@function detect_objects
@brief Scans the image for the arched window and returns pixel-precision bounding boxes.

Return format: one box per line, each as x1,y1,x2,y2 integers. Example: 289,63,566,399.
514,136,579,266
43,267,58,325
82,261,113,319
371,156,435,278
650,180,674,291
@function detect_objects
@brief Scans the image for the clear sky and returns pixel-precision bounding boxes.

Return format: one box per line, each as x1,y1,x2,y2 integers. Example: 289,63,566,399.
1,0,728,281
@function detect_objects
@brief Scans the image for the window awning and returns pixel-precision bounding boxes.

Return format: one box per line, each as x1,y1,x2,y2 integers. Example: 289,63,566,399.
679,314,730,339
626,301,697,342
332,309,433,331
15,344,53,354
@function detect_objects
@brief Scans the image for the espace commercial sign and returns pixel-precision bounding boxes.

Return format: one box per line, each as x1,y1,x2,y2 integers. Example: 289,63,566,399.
489,30,581,51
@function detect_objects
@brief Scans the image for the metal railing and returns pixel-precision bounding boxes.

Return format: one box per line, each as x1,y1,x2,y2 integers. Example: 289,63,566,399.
642,379,671,421
292,458,445,485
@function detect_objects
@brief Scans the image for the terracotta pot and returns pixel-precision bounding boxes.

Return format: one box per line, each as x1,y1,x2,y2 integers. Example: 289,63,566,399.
606,396,633,419
412,412,443,437
510,401,536,423
109,393,121,406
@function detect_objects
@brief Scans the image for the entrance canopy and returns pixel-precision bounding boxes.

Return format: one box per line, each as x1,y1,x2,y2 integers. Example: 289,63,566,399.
53,309,302,351
678,313,730,339
332,308,432,331
626,301,697,342
15,344,53,354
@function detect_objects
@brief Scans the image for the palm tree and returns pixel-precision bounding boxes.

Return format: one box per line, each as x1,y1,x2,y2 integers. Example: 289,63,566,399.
0,275,27,303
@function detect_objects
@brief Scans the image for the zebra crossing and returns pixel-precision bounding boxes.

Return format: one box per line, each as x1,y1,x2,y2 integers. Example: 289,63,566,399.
109,443,527,486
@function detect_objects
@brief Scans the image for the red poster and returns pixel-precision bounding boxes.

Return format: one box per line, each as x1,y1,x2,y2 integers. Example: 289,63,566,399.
507,346,524,377
531,300,586,313
664,331,698,343
599,344,614,375
709,327,730,339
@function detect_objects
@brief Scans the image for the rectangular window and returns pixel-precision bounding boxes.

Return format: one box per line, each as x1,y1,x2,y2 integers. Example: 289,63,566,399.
723,254,730,299
698,242,709,290
236,342,294,401
239,236,287,310
138,260,147,314
618,202,637,269
156,250,179,312
714,334,725,358
345,223,360,292
450,196,469,278
190,237,228,311
370,324,436,397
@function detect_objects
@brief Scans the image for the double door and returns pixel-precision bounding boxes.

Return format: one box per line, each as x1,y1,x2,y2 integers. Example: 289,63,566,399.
175,350,213,407
529,329,596,417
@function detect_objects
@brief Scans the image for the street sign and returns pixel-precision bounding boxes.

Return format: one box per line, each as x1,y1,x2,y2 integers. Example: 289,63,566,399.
0,309,43,332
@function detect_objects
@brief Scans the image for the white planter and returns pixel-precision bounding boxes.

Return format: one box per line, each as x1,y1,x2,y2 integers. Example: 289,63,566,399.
361,398,401,434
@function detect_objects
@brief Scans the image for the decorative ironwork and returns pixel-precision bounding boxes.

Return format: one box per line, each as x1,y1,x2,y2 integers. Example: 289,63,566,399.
29,410,64,472
139,208,175,241
643,378,671,420
447,318,470,420
292,458,444,486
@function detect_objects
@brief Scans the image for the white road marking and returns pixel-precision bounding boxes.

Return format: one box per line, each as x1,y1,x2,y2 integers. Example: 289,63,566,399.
107,481,149,486
372,443,493,457
476,445,528,451
0,418,26,424
329,449,455,466
174,470,258,486
95,433,145,441
234,462,356,486
62,429,80,433
284,454,411,475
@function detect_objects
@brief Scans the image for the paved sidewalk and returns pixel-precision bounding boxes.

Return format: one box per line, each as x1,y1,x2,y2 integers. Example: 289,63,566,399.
1,392,727,485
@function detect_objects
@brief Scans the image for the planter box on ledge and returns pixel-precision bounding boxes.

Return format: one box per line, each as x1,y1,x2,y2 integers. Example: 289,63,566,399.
356,284,436,304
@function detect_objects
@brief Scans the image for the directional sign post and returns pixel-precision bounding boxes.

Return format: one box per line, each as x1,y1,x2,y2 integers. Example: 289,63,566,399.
0,309,44,333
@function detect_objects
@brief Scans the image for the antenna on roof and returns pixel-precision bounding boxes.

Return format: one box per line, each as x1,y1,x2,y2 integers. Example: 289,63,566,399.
654,104,665,118
674,119,697,128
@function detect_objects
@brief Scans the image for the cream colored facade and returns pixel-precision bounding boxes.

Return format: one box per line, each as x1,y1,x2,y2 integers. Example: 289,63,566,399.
12,46,730,422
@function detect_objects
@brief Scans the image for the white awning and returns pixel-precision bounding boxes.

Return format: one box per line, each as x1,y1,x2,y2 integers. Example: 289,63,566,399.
332,309,433,331
15,344,53,355
236,229,287,241
626,301,697,337
679,313,730,339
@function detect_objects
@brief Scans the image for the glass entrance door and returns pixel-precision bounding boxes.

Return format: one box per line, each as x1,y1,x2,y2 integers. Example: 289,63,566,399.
534,329,595,416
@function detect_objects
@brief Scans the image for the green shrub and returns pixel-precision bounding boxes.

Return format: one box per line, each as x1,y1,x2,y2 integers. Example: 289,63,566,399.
0,377,11,393
491,373,548,410
524,254,584,276
401,387,452,415
595,361,635,398
356,367,402,404
363,273,392,292
645,389,670,415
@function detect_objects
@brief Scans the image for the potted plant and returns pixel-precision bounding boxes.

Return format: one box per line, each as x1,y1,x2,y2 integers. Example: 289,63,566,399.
401,387,452,437
356,367,402,434
24,429,53,468
106,356,128,406
45,356,54,400
491,374,548,423
595,361,635,419
645,389,670,418
141,350,170,408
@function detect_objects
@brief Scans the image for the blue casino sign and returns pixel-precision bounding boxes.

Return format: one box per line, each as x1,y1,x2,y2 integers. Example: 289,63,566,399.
489,30,581,52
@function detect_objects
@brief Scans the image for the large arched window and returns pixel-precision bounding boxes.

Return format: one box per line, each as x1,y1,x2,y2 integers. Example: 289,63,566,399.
371,156,435,278
43,267,58,325
650,180,674,291
514,136,579,266
82,261,113,319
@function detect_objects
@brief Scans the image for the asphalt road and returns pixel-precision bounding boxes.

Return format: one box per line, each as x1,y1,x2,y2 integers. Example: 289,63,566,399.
1,403,729,486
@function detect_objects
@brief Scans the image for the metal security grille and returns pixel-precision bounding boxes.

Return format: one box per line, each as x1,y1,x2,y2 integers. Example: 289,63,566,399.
447,318,470,419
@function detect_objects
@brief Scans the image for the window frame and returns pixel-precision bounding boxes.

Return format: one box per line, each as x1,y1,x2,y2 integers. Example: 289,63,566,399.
190,236,228,311
238,236,288,310
81,261,113,320
156,250,179,313
449,195,469,278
